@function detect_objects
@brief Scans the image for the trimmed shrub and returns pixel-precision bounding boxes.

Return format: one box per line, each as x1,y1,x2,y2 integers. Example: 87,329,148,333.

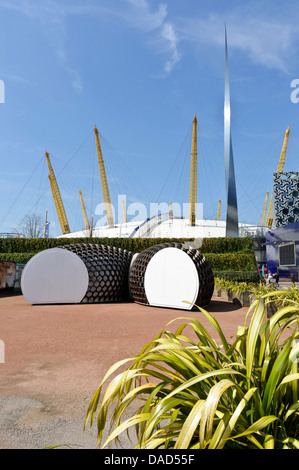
0,237,257,274
213,271,261,283
0,236,254,255
204,253,256,272
0,252,36,263
200,236,254,254
0,237,193,254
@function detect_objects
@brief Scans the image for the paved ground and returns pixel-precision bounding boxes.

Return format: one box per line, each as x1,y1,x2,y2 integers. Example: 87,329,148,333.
0,294,275,449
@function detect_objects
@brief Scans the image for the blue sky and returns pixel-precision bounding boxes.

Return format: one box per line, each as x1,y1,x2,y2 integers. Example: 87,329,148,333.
0,0,299,237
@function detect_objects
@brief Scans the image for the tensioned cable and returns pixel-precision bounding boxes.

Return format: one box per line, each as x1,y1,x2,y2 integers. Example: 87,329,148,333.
175,133,192,207
0,154,45,230
283,131,299,172
198,135,222,219
89,137,96,222
25,130,94,219
37,128,155,231
55,129,94,178
12,156,48,228
155,122,193,204
233,131,289,223
98,132,154,203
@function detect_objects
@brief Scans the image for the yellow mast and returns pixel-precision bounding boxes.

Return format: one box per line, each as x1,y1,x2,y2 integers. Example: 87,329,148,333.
169,201,173,220
265,196,274,228
189,114,198,226
217,200,221,221
122,199,127,223
94,125,114,228
266,126,290,228
260,191,269,226
48,174,58,217
79,190,90,231
277,126,290,172
46,151,70,235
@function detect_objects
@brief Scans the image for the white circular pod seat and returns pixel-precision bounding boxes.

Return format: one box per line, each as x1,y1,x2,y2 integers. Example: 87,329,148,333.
144,247,199,310
129,242,214,310
21,248,89,305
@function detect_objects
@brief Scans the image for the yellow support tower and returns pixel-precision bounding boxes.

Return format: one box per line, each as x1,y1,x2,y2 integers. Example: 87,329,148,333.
79,190,90,231
266,196,274,228
46,151,70,235
266,127,290,228
48,174,57,210
217,200,221,221
122,199,127,224
260,191,269,226
94,125,114,228
169,201,173,220
277,126,290,172
189,114,198,226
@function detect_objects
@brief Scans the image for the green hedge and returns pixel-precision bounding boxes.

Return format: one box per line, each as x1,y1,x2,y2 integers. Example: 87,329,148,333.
0,237,193,254
204,253,256,272
0,253,36,263
213,271,261,283
200,237,253,254
0,252,257,273
0,236,257,274
0,236,254,255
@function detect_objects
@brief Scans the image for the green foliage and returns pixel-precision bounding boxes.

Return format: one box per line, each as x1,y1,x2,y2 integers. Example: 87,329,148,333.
213,271,261,283
85,292,299,449
0,237,257,274
201,236,254,254
214,278,261,294
0,237,193,254
0,252,36,263
276,284,299,306
0,236,254,255
205,253,256,272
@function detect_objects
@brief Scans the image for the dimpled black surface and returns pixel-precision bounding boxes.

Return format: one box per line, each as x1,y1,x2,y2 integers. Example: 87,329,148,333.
129,242,214,309
61,243,134,303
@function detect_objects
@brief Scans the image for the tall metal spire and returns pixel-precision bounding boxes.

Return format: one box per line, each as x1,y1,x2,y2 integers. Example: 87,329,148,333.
224,26,239,237
189,113,198,226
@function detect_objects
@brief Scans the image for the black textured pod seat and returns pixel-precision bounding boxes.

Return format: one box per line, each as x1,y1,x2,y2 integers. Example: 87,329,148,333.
129,242,214,309
62,243,135,303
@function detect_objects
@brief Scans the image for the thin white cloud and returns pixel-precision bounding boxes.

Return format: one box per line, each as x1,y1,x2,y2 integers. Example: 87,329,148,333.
160,22,181,75
123,0,181,75
120,2,298,76
176,12,298,74
0,0,180,81
0,0,83,92
2,1,294,83
125,0,167,31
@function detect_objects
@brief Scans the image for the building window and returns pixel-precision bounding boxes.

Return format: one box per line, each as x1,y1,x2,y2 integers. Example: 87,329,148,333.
279,243,296,266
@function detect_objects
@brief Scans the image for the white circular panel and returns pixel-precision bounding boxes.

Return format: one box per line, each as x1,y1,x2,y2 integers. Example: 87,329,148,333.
21,248,89,304
144,247,199,310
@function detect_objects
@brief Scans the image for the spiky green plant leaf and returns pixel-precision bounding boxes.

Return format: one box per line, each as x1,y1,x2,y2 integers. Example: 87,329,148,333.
85,290,299,449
